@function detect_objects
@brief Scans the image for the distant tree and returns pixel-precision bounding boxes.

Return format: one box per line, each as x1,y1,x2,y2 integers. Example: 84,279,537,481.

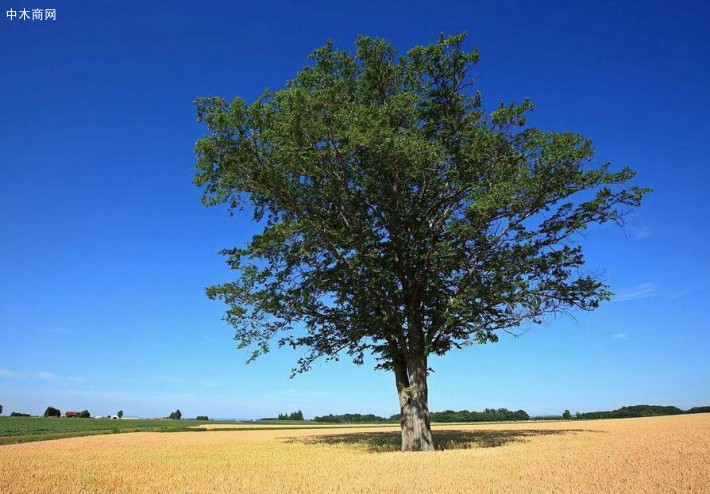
44,407,61,418
194,33,648,451
275,410,305,421
195,415,209,421
80,410,91,418
315,413,391,423
425,408,529,423
117,410,124,419
169,409,182,420
10,412,31,417
575,404,685,420
562,409,572,420
314,408,531,423
0,404,3,415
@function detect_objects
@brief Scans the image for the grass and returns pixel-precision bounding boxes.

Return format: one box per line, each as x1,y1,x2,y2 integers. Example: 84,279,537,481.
0,417,399,445
0,417,202,445
0,414,707,493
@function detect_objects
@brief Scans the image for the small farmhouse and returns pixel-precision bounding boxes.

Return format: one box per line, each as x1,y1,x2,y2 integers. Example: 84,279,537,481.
65,411,81,418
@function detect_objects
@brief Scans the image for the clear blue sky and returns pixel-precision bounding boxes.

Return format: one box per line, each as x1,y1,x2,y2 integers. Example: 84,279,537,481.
1,0,708,419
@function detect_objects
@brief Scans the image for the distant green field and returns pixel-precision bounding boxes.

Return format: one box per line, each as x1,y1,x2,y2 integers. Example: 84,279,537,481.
0,417,393,445
0,417,204,445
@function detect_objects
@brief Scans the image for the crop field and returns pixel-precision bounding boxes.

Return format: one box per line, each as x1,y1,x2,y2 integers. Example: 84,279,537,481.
0,417,207,445
1,414,708,493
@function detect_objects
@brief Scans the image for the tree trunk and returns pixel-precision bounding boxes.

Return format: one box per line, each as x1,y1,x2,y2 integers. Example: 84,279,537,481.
395,356,434,452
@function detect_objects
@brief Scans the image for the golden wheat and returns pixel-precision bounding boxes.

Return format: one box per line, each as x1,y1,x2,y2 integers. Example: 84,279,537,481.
1,414,707,493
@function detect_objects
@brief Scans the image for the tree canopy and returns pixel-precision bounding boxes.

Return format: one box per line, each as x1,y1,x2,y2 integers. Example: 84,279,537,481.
276,410,304,420
194,32,647,450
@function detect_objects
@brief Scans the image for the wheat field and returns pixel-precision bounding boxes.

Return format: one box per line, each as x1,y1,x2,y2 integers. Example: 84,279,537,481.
1,414,708,493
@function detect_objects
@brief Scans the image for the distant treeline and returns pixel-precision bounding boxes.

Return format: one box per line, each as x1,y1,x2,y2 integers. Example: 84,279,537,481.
261,410,304,421
429,408,530,422
313,413,393,423
313,408,530,423
572,404,710,420
312,405,710,424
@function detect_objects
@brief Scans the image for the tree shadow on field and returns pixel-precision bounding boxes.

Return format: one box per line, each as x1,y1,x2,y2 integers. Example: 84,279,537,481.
287,428,597,453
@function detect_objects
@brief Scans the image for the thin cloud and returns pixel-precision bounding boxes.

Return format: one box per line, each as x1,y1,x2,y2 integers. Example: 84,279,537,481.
610,332,627,340
613,282,692,303
62,389,198,403
38,372,86,382
0,369,86,382
629,225,652,240
665,287,694,300
614,282,658,302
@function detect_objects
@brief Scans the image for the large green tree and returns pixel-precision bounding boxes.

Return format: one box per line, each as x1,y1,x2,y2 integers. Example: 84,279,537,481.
193,33,647,451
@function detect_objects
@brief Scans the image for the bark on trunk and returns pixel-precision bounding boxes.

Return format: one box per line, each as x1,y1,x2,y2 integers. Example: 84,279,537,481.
395,357,434,451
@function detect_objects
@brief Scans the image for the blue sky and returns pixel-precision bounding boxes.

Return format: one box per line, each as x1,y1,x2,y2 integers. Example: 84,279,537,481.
1,0,708,419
